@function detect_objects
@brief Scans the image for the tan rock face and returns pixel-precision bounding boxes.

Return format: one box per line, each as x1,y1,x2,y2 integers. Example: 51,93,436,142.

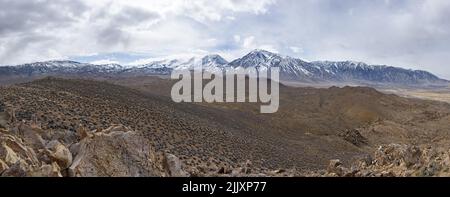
29,162,62,177
0,122,72,177
163,153,189,177
0,159,8,173
68,126,163,177
327,159,344,176
0,131,43,177
45,140,72,169
17,122,46,150
0,133,39,167
2,144,20,165
1,116,180,177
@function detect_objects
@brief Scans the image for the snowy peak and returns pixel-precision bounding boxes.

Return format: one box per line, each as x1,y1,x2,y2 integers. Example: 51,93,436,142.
19,60,86,68
138,54,228,71
228,50,313,79
313,61,379,70
247,49,280,59
202,54,228,66
229,49,283,69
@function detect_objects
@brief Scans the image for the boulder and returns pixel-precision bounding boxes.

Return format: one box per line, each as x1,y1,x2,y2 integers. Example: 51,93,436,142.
17,122,46,150
327,159,344,176
0,133,39,166
76,125,92,140
243,160,252,174
30,162,62,177
163,152,189,177
2,144,20,165
46,140,73,169
68,126,162,177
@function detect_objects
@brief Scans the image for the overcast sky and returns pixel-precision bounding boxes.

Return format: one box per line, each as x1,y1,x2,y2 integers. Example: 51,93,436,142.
1,0,449,78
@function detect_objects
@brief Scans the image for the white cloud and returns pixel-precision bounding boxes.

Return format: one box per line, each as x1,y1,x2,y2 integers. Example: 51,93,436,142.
0,0,274,65
259,45,278,53
289,46,303,54
90,59,120,65
242,36,255,48
128,50,209,66
233,35,241,43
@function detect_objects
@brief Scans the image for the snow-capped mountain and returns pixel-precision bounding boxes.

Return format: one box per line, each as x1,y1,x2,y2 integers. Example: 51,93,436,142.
132,55,228,71
310,61,444,85
0,60,126,76
228,49,314,81
0,50,447,87
228,50,448,85
116,54,229,75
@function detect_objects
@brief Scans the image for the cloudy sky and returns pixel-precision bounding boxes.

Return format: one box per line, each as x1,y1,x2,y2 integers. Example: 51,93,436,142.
1,0,450,78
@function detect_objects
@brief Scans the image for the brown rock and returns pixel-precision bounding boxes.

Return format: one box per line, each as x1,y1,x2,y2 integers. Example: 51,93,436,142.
76,125,92,140
0,128,7,134
46,140,73,169
18,123,46,150
243,160,252,174
69,126,161,177
0,159,8,174
339,129,368,147
29,162,62,177
327,159,344,176
0,132,40,172
231,167,243,176
271,169,286,174
1,160,29,177
218,166,232,174
2,144,20,165
163,153,189,177
9,109,16,124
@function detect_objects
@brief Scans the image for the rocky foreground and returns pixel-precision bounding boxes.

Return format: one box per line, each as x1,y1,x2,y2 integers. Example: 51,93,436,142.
0,117,300,177
2,114,450,177
321,144,450,177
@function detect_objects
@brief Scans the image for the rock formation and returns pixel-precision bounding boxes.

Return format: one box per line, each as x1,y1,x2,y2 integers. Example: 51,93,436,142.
323,144,450,177
0,119,166,177
68,124,163,177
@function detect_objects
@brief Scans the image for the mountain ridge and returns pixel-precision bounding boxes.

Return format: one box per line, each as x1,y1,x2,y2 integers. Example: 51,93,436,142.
0,50,448,87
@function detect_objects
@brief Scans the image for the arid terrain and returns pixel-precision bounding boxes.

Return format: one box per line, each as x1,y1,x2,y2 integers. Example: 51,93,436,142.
381,87,450,104
1,76,450,177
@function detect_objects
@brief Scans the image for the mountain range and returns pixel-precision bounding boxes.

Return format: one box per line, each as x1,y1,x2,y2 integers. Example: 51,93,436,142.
0,49,448,87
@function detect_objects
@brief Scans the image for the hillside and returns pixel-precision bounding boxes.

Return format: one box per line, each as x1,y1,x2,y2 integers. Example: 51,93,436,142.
2,77,450,177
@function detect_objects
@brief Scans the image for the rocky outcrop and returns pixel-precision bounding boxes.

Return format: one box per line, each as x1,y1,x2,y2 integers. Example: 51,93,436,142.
0,128,62,177
0,115,198,177
45,140,72,169
162,153,189,177
68,125,163,177
323,144,450,177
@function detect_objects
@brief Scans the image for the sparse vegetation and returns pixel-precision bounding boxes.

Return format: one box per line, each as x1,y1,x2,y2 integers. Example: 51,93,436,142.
1,76,450,176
